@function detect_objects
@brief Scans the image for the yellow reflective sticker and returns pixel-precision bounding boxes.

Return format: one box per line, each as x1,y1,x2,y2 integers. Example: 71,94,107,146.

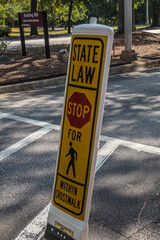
55,221,73,237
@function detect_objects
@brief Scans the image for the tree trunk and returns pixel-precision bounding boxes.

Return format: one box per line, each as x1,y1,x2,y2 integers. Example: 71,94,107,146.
68,0,73,34
118,0,135,33
52,19,55,31
40,0,45,11
118,0,124,33
150,0,160,26
30,0,38,36
132,0,136,31
51,5,55,30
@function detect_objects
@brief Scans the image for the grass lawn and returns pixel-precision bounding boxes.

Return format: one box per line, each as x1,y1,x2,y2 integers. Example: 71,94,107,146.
10,28,68,37
10,25,148,37
112,25,148,31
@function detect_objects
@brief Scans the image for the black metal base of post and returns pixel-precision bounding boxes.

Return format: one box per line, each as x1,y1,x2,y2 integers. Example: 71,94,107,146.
44,223,75,240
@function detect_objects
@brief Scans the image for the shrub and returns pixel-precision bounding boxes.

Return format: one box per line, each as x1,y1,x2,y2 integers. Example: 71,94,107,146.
0,25,11,37
0,39,10,55
0,20,5,25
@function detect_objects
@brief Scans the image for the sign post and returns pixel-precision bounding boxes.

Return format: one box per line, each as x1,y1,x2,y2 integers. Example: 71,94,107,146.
18,13,26,56
146,0,149,27
18,11,50,59
45,18,114,240
42,11,50,59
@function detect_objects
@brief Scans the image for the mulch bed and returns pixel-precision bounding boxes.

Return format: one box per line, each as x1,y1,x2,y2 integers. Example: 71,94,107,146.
0,31,160,86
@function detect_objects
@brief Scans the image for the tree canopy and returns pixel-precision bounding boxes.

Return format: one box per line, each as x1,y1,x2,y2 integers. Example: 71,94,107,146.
0,0,159,33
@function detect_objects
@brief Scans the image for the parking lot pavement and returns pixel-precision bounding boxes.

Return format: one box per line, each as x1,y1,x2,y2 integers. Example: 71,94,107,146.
1,110,159,240
0,111,61,240
11,118,160,240
0,69,160,240
0,112,59,162
90,146,160,240
31,139,160,240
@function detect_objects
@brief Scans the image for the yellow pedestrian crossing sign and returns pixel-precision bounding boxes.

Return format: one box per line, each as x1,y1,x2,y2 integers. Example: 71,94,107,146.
45,18,114,240
52,35,107,220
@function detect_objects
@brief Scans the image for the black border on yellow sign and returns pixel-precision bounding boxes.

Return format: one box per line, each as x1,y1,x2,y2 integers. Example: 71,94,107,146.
53,36,105,217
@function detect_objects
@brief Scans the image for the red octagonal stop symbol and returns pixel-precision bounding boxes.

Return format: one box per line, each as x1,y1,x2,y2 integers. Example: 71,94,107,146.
67,92,92,129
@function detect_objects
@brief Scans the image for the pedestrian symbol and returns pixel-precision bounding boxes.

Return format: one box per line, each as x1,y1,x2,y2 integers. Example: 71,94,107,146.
66,142,77,178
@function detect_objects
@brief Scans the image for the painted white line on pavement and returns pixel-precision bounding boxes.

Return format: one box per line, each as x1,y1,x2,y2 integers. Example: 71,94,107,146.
0,112,49,127
13,123,160,240
14,139,118,240
1,111,160,155
120,139,160,155
0,124,55,162
100,135,160,155
15,204,50,240
1,112,159,239
96,139,120,172
14,134,160,240
0,112,61,162
0,115,6,119
1,111,159,164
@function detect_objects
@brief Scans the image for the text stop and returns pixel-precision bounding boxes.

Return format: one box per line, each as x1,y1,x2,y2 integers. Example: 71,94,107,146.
67,92,92,129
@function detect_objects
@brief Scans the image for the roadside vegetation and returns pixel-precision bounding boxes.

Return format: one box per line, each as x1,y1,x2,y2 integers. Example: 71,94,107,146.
0,0,160,37
9,27,68,37
8,25,150,38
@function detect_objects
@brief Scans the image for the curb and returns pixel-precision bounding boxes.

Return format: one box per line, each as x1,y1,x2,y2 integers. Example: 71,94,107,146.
109,58,160,75
0,59,160,94
0,76,66,94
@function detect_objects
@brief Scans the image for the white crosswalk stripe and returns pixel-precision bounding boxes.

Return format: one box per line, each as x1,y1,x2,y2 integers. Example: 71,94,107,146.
0,111,160,240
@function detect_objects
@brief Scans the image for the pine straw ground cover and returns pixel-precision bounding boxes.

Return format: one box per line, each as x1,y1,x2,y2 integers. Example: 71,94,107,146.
0,31,160,86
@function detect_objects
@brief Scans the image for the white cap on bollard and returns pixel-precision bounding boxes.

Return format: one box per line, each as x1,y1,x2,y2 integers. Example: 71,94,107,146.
90,17,97,24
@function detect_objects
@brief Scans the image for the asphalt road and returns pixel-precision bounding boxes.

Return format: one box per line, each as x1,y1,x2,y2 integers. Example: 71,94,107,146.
7,35,71,50
0,68,160,240
6,27,160,50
